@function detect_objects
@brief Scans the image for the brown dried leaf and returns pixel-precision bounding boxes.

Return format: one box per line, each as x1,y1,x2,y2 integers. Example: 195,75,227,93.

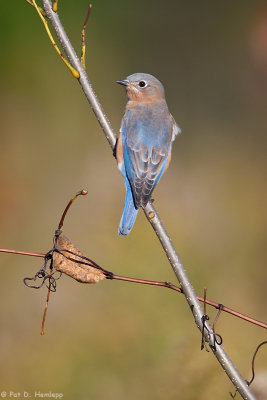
53,235,106,284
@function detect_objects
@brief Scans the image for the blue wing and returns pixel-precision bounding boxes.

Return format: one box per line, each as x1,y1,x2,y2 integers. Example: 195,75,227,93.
121,101,175,207
118,162,139,236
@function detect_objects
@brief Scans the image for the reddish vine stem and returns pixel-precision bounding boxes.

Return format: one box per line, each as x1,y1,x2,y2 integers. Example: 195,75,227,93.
201,288,208,350
0,248,46,258
40,266,53,335
247,341,267,386
57,189,88,231
1,247,266,329
111,275,267,329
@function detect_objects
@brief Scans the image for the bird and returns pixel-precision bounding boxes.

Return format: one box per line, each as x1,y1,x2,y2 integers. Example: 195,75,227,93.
116,72,181,236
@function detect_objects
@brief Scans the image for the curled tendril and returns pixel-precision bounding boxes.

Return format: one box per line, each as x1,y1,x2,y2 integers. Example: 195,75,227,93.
23,244,62,291
201,313,223,351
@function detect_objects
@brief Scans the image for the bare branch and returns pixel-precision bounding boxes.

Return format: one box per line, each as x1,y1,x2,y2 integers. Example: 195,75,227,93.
143,202,257,398
28,1,258,398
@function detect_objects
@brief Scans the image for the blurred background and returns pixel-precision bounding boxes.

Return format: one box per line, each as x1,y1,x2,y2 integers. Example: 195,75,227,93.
0,1,266,399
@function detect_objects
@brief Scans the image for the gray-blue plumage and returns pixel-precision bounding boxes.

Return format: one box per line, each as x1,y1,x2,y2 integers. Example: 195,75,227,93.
117,73,180,235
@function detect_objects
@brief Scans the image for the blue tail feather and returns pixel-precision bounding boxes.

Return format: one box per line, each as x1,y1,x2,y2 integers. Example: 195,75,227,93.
118,187,138,236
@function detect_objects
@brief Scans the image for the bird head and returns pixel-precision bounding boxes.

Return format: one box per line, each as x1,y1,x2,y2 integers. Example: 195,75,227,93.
117,73,165,102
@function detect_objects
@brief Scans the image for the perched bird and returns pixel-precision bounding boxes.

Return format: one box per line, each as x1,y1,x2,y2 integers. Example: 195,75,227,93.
116,73,181,236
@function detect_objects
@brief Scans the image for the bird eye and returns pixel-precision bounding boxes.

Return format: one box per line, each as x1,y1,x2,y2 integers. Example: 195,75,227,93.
138,81,147,88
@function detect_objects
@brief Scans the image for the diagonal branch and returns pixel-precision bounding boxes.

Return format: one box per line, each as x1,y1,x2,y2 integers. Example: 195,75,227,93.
36,1,257,398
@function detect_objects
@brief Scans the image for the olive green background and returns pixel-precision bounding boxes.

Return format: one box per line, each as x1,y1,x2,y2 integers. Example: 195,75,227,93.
0,1,266,399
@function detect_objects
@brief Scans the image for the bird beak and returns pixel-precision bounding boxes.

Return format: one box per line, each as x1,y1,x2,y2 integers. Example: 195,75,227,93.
116,80,129,86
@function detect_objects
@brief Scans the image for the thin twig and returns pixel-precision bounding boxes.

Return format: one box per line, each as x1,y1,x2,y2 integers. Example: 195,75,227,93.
112,275,267,329
0,248,45,258
81,4,92,69
25,0,47,17
247,341,267,386
31,2,258,398
2,246,266,329
41,0,116,150
57,189,88,231
213,303,223,332
201,288,208,350
40,263,53,335
52,0,58,13
31,0,79,78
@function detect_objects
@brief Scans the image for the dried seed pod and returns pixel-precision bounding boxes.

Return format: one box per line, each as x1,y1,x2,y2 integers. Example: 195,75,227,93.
53,235,106,284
